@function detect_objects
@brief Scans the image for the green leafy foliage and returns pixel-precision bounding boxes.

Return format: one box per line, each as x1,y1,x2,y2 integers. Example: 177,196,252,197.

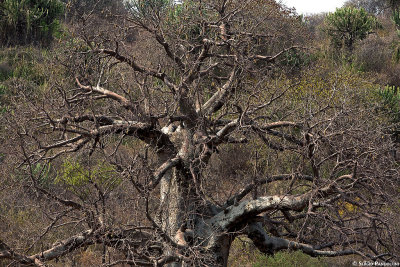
0,84,7,113
325,7,380,52
394,8,400,29
281,49,313,73
0,47,51,114
31,162,53,187
0,0,64,47
379,86,400,115
228,237,327,267
0,47,52,107
56,159,122,198
378,86,400,141
393,8,400,62
253,251,327,267
395,45,400,63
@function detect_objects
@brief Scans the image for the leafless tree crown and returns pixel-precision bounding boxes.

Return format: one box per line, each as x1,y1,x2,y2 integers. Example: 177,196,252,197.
1,1,399,266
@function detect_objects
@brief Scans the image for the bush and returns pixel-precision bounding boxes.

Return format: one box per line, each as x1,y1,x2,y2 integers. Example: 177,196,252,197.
393,8,400,62
56,159,122,199
0,47,49,86
324,7,380,53
253,251,327,267
378,85,400,141
60,0,125,22
0,0,64,47
354,35,392,72
0,47,59,115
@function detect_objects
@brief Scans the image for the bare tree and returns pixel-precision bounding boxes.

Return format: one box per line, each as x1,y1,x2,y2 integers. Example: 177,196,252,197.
344,0,388,15
1,0,399,266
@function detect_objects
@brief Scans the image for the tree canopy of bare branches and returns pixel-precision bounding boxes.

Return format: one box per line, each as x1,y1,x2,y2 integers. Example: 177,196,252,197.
1,0,399,266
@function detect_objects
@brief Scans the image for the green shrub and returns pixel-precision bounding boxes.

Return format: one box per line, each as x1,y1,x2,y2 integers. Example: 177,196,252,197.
378,86,400,115
0,0,64,47
281,49,313,73
56,159,122,198
0,84,7,113
378,85,400,141
228,237,327,267
31,162,53,187
325,7,380,53
0,47,51,89
393,8,400,62
253,251,327,267
0,62,12,82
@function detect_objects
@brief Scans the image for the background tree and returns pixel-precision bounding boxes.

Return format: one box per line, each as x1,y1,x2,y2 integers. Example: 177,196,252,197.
392,6,400,61
324,7,379,53
0,0,399,267
60,0,126,22
344,0,387,15
0,0,64,47
389,0,400,11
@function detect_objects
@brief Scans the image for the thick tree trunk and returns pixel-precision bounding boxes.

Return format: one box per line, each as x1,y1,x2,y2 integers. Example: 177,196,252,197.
160,167,192,267
204,234,232,267
159,164,232,267
157,123,235,267
160,168,183,237
159,151,184,266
